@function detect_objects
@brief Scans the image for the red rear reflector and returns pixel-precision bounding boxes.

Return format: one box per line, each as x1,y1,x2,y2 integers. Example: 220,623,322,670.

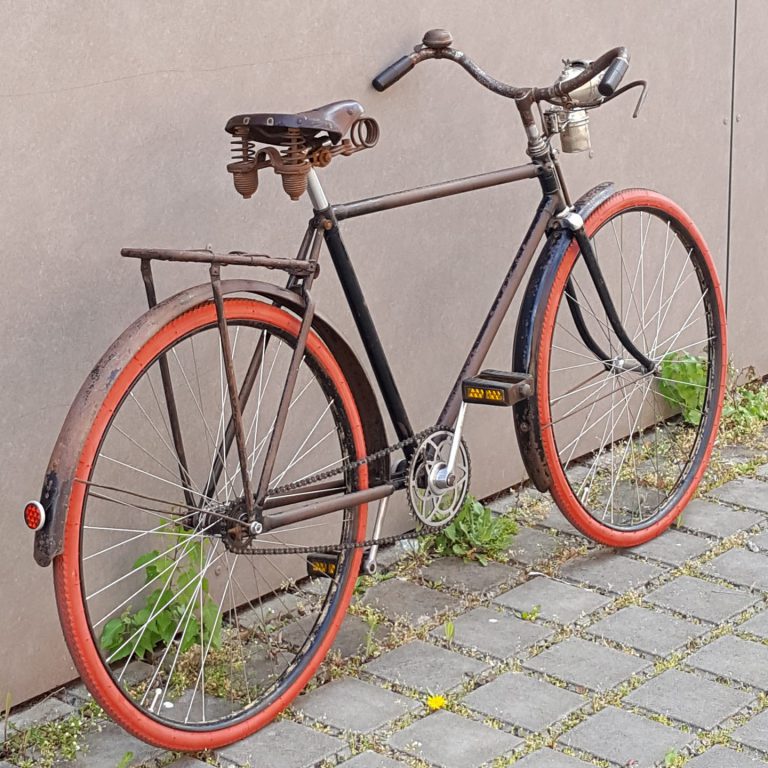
24,501,45,531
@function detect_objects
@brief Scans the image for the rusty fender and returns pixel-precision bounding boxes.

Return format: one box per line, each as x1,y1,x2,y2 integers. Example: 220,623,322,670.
34,279,387,567
512,181,616,492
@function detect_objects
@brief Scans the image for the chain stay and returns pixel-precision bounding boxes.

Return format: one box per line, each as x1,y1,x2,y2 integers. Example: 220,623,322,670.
239,425,450,556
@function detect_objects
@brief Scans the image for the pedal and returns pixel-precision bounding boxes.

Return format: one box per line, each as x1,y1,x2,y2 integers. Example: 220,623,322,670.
307,551,372,579
461,370,532,407
307,553,339,579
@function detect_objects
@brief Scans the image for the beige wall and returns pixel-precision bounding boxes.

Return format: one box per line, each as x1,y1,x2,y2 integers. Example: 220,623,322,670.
0,1,754,703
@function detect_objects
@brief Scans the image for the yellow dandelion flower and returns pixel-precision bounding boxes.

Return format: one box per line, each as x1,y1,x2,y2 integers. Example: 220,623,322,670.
426,694,446,711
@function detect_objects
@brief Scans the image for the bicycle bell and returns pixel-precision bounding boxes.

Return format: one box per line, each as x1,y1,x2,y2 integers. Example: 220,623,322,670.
546,60,604,153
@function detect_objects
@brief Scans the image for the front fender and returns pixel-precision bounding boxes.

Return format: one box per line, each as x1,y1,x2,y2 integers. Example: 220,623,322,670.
512,182,616,492
34,279,387,566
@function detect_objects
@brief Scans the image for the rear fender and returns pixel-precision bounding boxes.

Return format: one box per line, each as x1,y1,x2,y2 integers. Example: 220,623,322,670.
34,280,387,566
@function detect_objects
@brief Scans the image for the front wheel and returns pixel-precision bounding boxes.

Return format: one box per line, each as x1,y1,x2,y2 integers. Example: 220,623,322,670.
530,189,726,547
53,298,368,750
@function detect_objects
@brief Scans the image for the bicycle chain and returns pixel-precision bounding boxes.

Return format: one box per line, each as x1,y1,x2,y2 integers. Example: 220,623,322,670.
235,425,454,556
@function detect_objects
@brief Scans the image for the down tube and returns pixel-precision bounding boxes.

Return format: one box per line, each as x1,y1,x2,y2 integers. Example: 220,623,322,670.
438,194,558,426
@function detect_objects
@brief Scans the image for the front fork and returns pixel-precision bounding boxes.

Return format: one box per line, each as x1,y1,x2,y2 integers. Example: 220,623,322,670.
558,209,657,375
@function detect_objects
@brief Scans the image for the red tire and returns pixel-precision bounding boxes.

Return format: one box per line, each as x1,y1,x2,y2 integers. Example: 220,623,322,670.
53,299,368,750
532,189,726,546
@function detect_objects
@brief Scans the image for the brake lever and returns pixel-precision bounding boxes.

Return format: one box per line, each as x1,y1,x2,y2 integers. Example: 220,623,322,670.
602,79,648,118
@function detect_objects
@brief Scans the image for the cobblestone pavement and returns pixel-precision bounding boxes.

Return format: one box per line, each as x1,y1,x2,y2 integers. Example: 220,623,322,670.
8,449,768,767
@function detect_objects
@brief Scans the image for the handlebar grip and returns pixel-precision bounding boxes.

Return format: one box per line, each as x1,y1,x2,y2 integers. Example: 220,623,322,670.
372,55,415,92
598,55,629,97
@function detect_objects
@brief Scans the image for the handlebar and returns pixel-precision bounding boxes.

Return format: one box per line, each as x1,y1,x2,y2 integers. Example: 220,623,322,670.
372,56,416,92
372,29,629,105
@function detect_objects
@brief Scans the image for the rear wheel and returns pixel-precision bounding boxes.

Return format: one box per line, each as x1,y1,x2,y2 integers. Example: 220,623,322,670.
53,298,368,749
531,189,726,546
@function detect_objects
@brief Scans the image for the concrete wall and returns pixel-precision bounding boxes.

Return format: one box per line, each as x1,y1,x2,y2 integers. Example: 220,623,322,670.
0,1,757,704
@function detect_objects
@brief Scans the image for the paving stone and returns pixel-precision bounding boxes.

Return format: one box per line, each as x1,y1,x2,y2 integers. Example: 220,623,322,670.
522,637,649,692
463,672,584,731
118,659,155,684
718,445,765,465
564,463,593,486
420,557,520,594
364,640,487,693
731,709,768,753
688,746,766,766
61,683,93,704
587,605,707,656
337,752,408,768
172,689,238,722
559,549,665,593
745,530,768,551
359,579,455,625
646,575,758,623
494,576,610,624
430,606,551,660
535,506,584,537
678,499,763,537
241,648,295,690
710,477,768,513
740,609,768,638
757,463,768,479
559,705,691,767
295,678,417,733
625,669,754,729
217,719,346,768
8,696,75,732
388,710,521,768
628,527,712,565
237,592,303,629
597,482,670,519
703,547,768,590
166,759,210,768
507,527,562,567
282,614,388,658
61,721,163,767
486,492,519,515
688,635,768,689
514,748,596,767
66,660,153,705
376,542,409,571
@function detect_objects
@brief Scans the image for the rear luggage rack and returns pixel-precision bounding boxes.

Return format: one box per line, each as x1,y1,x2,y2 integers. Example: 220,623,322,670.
121,247,318,277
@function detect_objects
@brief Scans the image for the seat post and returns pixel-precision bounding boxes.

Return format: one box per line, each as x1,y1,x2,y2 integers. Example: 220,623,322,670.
307,168,330,211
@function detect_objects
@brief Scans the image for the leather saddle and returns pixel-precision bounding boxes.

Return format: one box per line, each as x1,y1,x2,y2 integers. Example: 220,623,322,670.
225,100,364,148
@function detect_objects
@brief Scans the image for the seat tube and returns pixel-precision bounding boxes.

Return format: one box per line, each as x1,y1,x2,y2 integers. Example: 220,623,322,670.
307,168,329,211
308,169,414,443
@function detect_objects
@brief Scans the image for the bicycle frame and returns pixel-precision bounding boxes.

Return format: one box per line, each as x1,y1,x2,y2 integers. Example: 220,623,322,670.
219,160,566,533
122,152,641,543
325,164,556,436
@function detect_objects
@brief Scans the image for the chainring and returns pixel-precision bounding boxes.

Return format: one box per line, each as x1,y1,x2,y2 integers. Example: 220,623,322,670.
406,429,471,530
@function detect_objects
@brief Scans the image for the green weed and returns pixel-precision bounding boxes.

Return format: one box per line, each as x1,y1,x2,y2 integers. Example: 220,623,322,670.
99,527,221,662
424,496,516,565
658,352,707,425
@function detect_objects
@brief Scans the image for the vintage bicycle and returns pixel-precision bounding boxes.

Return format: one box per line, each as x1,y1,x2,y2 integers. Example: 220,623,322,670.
24,30,726,750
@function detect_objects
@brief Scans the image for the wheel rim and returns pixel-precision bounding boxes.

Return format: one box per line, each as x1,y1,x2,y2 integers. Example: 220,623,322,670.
541,201,723,532
66,301,365,733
